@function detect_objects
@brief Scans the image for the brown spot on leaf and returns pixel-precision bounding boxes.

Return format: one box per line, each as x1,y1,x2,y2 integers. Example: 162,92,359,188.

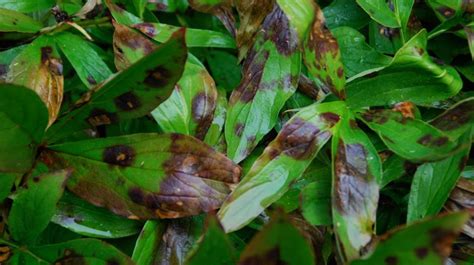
114,91,141,111
0,64,7,77
429,228,458,258
87,108,118,126
385,256,398,265
191,91,216,140
128,187,145,204
437,6,456,18
430,100,474,131
86,75,97,85
415,247,429,259
107,259,120,265
262,5,298,56
235,123,244,137
144,66,171,88
320,112,340,125
103,145,135,167
361,110,389,124
41,46,53,63
337,67,344,78
393,102,415,119
0,246,11,263
134,23,158,37
417,135,449,147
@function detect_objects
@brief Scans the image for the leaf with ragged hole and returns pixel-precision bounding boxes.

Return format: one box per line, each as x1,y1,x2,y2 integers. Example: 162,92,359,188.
350,212,470,265
47,133,240,219
332,26,392,79
7,35,64,126
132,220,165,265
152,56,217,140
55,32,112,88
0,84,48,173
185,215,237,265
238,211,316,265
52,192,142,238
0,8,42,33
345,30,462,108
219,101,345,232
134,22,236,48
225,4,303,163
46,29,187,143
303,2,346,99
8,170,70,244
29,238,134,265
407,130,471,223
359,109,459,162
332,112,381,262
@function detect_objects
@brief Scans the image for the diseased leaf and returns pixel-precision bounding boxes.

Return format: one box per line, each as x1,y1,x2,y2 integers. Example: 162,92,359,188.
219,101,345,232
188,0,235,37
7,35,64,126
303,2,346,99
445,178,474,238
407,131,471,223
55,32,113,88
238,211,316,265
429,97,474,140
345,30,463,108
203,88,227,147
134,22,236,48
152,56,218,140
0,84,48,173
465,23,474,60
29,238,134,265
0,0,54,13
46,30,187,143
331,112,381,262
185,215,237,265
132,220,165,265
0,8,42,33
332,26,392,79
8,170,70,244
47,133,241,219
350,212,470,265
426,0,464,21
225,4,303,163
359,109,459,162
52,192,142,238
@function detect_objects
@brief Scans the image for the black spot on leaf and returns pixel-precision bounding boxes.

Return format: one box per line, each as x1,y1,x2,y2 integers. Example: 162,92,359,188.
385,256,398,265
128,187,145,204
41,46,53,63
144,66,171,87
103,145,135,167
87,108,118,126
415,247,428,259
114,92,141,111
87,75,97,85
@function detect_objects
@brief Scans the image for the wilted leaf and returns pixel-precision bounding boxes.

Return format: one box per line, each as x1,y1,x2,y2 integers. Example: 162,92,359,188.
359,109,459,162
238,211,316,265
350,212,470,265
219,101,345,232
52,192,142,238
47,133,240,219
185,215,237,265
8,170,70,244
134,22,236,48
332,113,380,262
55,32,112,88
407,131,471,223
7,35,64,126
444,178,474,238
0,8,42,33
152,56,218,140
0,84,49,173
303,2,346,99
225,4,304,163
46,30,187,143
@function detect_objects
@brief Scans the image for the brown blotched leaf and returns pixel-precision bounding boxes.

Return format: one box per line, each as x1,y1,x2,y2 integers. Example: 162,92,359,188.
444,178,474,238
188,0,236,37
47,133,241,219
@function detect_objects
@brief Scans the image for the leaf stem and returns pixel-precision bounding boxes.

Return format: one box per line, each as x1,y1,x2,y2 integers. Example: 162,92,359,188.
0,238,48,264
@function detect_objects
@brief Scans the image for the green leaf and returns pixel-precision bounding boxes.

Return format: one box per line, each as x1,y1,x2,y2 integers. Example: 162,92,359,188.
0,172,18,202
426,0,464,21
429,97,474,140
134,22,236,48
132,220,165,265
355,0,400,28
465,23,474,60
47,133,241,219
0,8,42,33
350,212,470,265
303,3,346,99
225,5,302,163
203,88,227,147
105,0,142,26
0,83,48,173
238,212,315,265
381,154,407,187
332,26,392,79
407,131,471,223
7,35,64,126
30,238,134,265
152,56,218,140
206,50,242,91
185,215,237,265
52,192,142,238
218,101,345,232
301,176,332,226
46,30,187,143
133,0,147,18
346,30,463,108
359,109,459,162
323,0,370,30
54,32,113,88
8,170,70,244
0,0,54,13
331,112,380,262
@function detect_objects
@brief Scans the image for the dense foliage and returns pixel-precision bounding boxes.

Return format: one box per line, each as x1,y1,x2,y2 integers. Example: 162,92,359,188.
0,0,473,264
